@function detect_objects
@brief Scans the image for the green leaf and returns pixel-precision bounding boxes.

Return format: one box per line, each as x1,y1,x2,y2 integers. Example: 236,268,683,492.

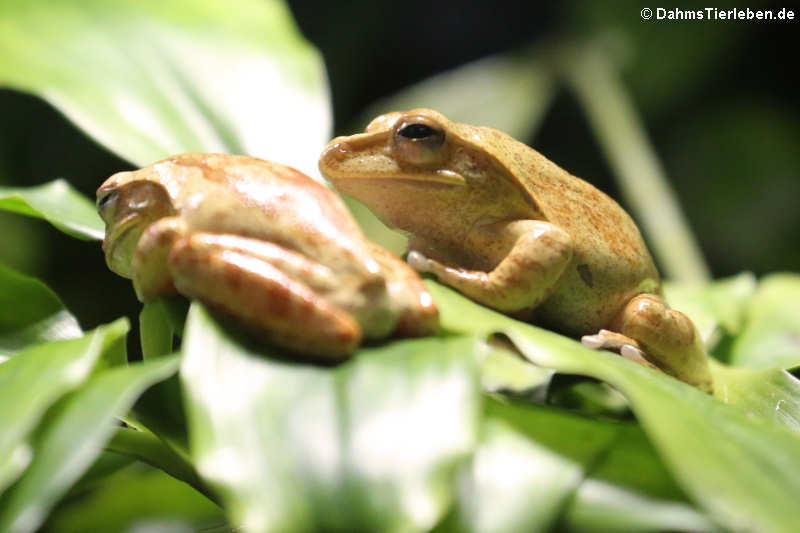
710,360,800,433
479,342,554,398
0,319,127,493
181,303,480,533
0,0,330,177
562,480,718,533
664,272,756,348
453,416,585,533
106,426,212,503
126,373,189,458
140,300,175,360
0,262,82,357
65,450,135,495
429,281,800,533
0,180,104,240
729,273,800,369
450,399,712,533
43,463,225,533
0,356,180,533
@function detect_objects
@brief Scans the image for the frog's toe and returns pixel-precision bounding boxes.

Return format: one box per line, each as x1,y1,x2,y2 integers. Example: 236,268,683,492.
406,250,431,272
620,344,644,360
581,329,637,351
580,333,605,349
582,330,659,370
620,344,659,370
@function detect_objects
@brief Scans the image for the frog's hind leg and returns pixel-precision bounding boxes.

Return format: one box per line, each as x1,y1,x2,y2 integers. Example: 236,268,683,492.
167,233,362,358
581,294,713,392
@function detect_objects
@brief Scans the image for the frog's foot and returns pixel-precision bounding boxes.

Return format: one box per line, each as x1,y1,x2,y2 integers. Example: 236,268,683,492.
369,244,439,337
609,294,713,393
167,233,362,358
581,329,660,370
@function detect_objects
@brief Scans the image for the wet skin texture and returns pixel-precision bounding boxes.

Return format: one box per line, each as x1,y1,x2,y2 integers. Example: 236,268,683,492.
319,109,712,391
98,153,438,358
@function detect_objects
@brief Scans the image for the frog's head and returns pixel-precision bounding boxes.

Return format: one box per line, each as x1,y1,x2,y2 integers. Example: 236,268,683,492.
319,108,538,240
97,170,175,278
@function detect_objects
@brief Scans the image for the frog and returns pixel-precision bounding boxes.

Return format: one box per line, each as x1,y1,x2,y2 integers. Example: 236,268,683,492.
319,108,712,391
97,153,438,357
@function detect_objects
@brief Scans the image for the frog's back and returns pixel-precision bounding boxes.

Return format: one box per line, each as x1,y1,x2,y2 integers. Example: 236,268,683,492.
527,152,660,333
160,154,367,261
454,125,660,334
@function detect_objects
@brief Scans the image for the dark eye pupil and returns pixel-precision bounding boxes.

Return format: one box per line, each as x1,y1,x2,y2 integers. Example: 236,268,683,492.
97,191,115,208
398,123,438,139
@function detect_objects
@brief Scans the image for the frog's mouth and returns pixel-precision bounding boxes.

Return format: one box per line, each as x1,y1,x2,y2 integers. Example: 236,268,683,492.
103,214,146,279
320,141,467,187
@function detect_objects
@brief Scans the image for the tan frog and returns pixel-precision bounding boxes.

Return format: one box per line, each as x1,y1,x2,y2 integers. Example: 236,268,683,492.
97,153,438,357
319,109,712,391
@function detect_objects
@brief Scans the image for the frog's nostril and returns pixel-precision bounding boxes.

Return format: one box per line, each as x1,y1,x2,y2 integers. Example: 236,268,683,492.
328,142,352,162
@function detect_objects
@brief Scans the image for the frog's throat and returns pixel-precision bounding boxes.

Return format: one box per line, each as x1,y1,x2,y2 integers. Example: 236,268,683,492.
103,214,145,278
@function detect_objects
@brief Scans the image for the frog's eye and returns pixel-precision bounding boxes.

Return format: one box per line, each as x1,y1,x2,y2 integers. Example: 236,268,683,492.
97,189,116,209
394,119,445,165
398,123,440,140
96,187,118,220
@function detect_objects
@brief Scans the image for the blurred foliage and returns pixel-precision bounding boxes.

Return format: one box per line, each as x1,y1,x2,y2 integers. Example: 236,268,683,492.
0,1,798,533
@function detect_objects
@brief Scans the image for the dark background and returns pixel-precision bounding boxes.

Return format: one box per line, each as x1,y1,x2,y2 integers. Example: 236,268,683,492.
0,0,797,333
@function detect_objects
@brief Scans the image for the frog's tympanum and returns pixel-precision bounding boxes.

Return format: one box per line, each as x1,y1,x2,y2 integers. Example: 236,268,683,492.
97,153,438,357
319,109,712,391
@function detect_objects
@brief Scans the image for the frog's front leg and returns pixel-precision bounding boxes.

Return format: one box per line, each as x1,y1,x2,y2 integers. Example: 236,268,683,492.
133,216,187,301
365,241,439,337
583,294,713,392
409,220,573,312
165,233,361,358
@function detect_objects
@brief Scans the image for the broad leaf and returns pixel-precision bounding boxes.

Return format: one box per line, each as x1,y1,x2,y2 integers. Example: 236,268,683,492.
729,273,800,369
0,180,103,240
430,281,800,533
453,416,586,533
479,343,554,397
0,262,82,357
0,0,331,177
451,399,714,533
562,480,718,533
0,356,180,533
709,360,800,433
0,319,127,493
181,303,479,533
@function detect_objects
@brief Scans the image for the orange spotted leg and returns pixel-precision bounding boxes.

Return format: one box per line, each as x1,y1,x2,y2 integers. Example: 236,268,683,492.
163,232,362,358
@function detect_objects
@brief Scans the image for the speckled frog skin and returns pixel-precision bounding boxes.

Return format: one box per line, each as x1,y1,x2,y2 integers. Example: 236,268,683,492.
319,109,712,391
97,153,438,357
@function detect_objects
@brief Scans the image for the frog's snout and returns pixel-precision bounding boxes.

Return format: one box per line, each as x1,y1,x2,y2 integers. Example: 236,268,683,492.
320,139,353,165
